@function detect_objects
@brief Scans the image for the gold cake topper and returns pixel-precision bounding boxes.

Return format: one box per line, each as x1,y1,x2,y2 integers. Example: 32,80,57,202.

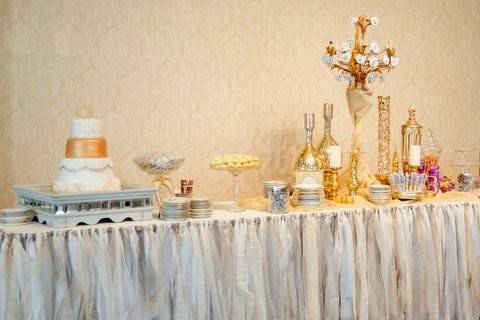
75,106,95,118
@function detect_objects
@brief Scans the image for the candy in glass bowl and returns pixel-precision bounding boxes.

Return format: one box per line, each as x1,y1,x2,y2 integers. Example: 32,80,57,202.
210,154,260,211
133,153,185,212
388,172,426,200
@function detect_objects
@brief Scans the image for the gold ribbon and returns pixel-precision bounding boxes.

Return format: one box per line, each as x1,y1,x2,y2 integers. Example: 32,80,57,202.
65,138,108,158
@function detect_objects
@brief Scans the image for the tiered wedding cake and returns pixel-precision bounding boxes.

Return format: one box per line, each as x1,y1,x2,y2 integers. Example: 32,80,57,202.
52,118,121,193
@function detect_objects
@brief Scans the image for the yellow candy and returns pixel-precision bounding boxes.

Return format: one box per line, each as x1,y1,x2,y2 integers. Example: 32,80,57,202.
211,153,260,170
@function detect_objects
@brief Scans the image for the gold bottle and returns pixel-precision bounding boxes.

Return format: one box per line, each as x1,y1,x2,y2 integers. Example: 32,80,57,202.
293,113,324,185
317,103,338,168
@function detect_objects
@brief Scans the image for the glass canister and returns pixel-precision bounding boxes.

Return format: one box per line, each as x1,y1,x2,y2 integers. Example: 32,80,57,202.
267,185,289,214
421,129,442,193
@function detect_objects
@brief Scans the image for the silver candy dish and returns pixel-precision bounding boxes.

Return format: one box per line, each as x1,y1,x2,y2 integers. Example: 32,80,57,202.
12,184,156,228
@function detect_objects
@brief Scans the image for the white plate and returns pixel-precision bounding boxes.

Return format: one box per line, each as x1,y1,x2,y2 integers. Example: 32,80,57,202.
162,208,190,212
297,200,322,205
0,216,33,224
190,209,213,213
190,197,210,202
190,214,213,218
0,208,30,216
295,184,322,190
295,189,322,195
368,193,391,197
298,194,321,199
398,193,421,200
162,204,190,210
369,184,390,190
0,220,31,225
295,203,322,208
162,197,191,204
161,217,188,221
370,201,391,205
369,196,391,199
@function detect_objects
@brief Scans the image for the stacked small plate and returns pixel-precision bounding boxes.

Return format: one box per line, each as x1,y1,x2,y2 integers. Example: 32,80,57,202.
190,197,213,218
292,184,324,207
161,197,191,221
0,208,34,225
368,184,392,205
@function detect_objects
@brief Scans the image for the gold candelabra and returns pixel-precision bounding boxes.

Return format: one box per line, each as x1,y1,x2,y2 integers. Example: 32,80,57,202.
322,15,399,188
323,16,398,87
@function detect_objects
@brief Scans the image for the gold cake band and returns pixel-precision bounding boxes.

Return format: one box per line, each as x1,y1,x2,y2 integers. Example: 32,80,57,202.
65,137,108,158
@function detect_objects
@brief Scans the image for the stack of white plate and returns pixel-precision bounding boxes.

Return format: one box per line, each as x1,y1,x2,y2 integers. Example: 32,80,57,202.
0,208,33,225
190,197,213,218
161,197,191,221
368,184,392,205
292,184,324,207
398,191,422,200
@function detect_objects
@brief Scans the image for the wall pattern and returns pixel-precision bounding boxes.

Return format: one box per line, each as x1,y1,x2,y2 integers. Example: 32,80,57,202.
0,0,479,206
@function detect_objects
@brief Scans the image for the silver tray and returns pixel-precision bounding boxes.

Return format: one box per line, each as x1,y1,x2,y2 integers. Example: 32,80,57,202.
12,184,156,228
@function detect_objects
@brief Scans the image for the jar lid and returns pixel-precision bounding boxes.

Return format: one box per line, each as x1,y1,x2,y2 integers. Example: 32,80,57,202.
422,128,442,154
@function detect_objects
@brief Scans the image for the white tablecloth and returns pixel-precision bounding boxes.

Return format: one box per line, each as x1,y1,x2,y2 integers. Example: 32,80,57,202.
0,200,479,319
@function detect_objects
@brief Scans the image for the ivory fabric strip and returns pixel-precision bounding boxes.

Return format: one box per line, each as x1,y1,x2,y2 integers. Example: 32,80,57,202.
0,201,479,319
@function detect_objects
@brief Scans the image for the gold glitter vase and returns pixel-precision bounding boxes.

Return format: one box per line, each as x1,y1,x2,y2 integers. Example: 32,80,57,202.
375,96,391,184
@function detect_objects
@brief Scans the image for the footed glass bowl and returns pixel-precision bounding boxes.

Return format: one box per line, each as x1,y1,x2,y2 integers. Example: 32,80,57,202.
210,163,260,212
133,153,185,208
133,153,185,176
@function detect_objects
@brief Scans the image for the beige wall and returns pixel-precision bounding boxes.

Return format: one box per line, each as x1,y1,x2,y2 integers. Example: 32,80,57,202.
1,0,479,206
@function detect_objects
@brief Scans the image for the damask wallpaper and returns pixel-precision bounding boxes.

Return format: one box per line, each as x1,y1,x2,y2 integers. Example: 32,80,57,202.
0,0,479,206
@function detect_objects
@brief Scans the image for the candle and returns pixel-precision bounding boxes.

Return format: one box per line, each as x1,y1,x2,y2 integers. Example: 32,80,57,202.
327,146,342,168
409,144,421,166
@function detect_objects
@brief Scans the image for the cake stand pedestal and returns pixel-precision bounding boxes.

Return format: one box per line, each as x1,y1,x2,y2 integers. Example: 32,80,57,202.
211,165,259,212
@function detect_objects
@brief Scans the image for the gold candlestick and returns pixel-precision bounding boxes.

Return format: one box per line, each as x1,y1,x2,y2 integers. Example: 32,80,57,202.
329,167,342,199
392,150,400,173
348,149,359,196
324,168,333,199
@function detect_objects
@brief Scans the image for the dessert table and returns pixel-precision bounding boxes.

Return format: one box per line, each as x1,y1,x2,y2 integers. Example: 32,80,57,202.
0,193,479,320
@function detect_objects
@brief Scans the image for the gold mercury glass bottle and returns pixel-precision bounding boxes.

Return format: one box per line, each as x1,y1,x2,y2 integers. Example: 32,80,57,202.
317,103,338,167
293,113,324,185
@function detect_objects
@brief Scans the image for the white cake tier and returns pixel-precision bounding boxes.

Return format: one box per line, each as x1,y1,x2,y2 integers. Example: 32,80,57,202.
52,158,121,193
70,118,101,138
